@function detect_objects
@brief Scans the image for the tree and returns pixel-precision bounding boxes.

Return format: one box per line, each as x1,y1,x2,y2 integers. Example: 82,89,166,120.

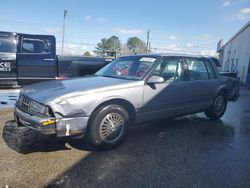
126,37,147,55
95,38,108,56
95,36,121,57
121,44,130,56
83,51,91,56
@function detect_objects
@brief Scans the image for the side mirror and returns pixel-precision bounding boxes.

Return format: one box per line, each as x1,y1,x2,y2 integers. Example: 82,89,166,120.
147,75,164,84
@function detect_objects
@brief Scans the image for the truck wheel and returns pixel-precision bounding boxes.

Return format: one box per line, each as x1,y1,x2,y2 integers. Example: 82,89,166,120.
88,104,129,149
205,93,227,120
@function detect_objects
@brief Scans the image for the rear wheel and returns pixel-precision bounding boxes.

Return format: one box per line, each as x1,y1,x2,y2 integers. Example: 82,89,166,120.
205,93,227,120
87,104,129,149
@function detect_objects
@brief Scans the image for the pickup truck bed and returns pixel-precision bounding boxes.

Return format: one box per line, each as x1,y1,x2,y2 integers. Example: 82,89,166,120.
57,55,111,77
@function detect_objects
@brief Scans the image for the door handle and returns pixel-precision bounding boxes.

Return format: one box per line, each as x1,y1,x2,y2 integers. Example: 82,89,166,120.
43,58,55,61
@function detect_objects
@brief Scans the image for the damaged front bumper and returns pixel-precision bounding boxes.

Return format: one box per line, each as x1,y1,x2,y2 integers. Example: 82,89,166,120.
14,107,89,137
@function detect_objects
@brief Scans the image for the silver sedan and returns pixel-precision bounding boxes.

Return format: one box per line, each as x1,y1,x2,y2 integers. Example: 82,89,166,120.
14,54,240,149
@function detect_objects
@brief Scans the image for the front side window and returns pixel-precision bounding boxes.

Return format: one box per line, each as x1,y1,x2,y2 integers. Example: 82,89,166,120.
152,58,183,83
185,58,209,81
0,35,17,53
95,56,158,80
22,37,51,54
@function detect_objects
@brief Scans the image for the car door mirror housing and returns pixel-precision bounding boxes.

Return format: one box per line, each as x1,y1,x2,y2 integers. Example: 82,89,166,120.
147,75,164,84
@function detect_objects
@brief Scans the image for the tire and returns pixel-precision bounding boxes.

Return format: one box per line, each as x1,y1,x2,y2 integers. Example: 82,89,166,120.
87,104,129,149
205,93,227,120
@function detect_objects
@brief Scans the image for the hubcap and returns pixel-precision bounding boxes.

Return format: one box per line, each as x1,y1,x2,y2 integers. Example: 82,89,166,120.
99,113,124,143
214,96,225,115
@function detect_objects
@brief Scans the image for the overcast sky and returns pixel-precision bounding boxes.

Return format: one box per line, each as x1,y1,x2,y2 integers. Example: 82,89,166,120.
1,0,250,56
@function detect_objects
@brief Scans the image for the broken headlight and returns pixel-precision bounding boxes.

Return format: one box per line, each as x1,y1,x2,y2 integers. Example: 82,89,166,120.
29,100,47,115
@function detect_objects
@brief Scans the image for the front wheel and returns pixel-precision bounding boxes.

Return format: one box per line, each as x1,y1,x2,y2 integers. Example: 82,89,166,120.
205,94,227,120
87,104,129,149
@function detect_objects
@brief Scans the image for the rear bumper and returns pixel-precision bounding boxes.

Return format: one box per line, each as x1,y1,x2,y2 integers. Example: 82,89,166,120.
227,80,240,102
228,92,240,102
14,107,89,137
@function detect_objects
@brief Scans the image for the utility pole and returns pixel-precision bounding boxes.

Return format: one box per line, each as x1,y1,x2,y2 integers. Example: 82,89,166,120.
148,42,151,54
61,10,67,55
146,30,150,54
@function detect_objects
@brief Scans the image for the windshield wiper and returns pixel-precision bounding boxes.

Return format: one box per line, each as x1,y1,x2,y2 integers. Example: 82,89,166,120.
98,74,139,81
99,75,121,79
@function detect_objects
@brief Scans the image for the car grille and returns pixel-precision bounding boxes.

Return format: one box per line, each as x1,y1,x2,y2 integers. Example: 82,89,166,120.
19,95,31,112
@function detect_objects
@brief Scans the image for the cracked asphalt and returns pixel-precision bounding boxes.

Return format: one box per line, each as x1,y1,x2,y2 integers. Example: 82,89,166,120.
0,87,250,188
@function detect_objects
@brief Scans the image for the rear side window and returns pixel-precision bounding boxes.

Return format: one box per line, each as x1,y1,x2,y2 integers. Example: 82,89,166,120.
185,58,209,81
205,60,216,79
0,35,17,53
22,37,51,53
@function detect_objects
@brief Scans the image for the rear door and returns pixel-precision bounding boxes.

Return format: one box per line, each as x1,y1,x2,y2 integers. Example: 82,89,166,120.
0,33,18,86
17,35,56,85
183,57,218,113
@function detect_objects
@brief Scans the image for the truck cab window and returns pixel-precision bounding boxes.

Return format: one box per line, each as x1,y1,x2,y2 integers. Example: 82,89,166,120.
22,38,51,54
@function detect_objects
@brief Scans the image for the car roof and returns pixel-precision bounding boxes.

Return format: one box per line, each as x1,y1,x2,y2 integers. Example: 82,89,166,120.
120,53,206,59
0,31,54,38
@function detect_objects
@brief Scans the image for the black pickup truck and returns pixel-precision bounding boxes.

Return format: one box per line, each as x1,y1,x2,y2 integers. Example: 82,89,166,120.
0,31,112,87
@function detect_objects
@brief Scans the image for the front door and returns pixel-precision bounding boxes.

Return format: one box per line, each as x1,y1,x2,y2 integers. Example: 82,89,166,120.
17,35,56,85
140,57,189,121
0,33,18,86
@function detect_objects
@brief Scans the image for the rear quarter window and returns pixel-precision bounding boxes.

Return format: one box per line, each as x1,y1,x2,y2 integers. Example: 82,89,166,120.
205,60,216,79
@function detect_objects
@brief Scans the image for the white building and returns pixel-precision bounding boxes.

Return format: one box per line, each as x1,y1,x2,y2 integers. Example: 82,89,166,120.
217,21,250,84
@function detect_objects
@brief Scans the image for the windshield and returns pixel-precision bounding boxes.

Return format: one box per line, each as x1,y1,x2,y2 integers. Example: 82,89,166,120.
0,35,17,53
95,56,158,80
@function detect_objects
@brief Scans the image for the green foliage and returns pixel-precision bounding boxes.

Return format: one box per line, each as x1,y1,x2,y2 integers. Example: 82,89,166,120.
83,51,91,56
95,35,121,56
127,37,147,55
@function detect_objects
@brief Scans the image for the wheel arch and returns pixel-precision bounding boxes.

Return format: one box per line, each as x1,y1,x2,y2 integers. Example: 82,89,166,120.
217,86,228,97
88,98,136,127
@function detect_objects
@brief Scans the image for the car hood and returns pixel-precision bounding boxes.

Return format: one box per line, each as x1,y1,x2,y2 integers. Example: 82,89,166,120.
21,76,142,103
